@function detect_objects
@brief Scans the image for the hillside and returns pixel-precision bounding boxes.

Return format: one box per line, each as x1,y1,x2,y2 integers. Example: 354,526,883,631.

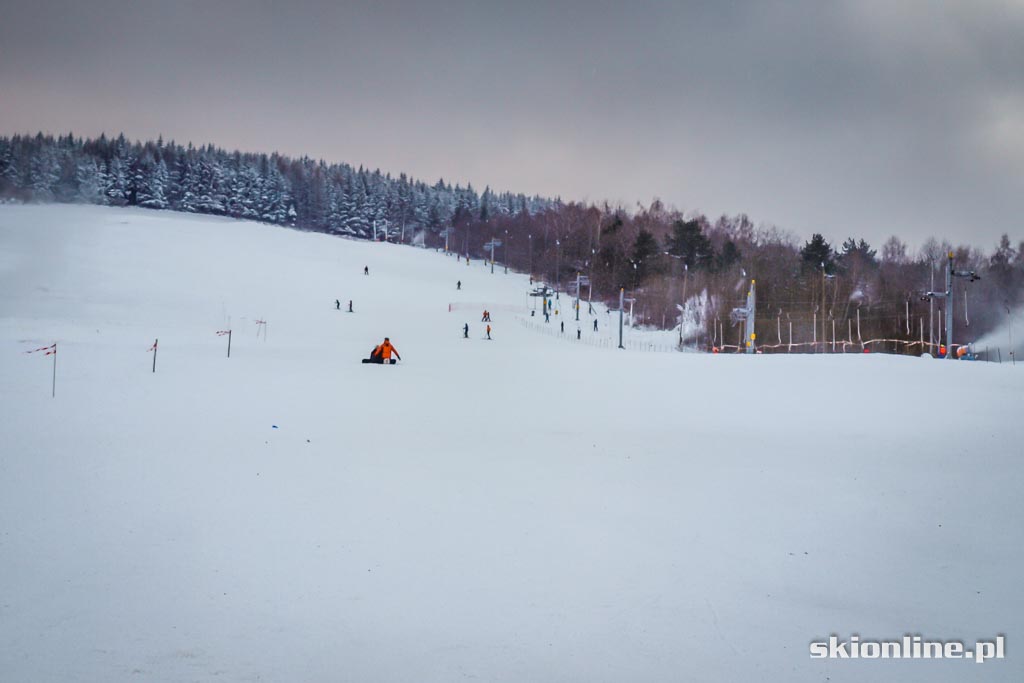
1,204,1021,682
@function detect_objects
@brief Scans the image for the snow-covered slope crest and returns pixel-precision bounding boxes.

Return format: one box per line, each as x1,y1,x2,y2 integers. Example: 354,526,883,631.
1,205,1021,683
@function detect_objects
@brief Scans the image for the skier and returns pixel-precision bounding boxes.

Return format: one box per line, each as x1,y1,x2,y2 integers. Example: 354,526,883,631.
577,327,581,340
560,321,565,333
335,299,340,310
457,280,462,290
463,323,469,338
486,324,491,340
348,300,353,313
593,319,598,332
364,266,369,276
544,311,550,323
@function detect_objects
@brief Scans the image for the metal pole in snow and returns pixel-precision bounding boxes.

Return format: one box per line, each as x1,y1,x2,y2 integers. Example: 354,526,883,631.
153,339,158,373
575,273,581,321
228,330,232,358
618,287,625,349
52,343,57,398
929,263,935,348
946,251,954,358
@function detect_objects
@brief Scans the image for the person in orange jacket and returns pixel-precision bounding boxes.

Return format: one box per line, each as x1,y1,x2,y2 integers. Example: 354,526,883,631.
363,337,401,364
378,337,400,363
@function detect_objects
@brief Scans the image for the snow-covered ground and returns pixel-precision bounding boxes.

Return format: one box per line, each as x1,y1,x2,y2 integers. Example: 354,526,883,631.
1,204,1021,682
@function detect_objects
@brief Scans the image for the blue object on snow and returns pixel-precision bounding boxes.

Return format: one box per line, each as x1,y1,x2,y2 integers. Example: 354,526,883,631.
272,425,279,429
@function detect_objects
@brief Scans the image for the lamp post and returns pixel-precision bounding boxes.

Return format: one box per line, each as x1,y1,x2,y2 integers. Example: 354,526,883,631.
555,239,561,290
589,248,595,314
618,287,625,349
821,262,837,351
528,234,533,277
664,252,689,346
575,272,581,321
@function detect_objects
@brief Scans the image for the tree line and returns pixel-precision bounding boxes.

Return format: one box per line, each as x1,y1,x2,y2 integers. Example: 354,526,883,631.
0,132,556,238
2,132,1021,353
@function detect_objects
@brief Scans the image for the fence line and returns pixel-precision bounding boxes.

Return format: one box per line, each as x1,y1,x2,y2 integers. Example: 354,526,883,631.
516,316,679,353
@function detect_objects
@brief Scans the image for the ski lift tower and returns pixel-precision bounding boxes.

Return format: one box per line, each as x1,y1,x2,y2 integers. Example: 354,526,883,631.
921,251,980,358
484,239,502,274
440,227,454,253
730,279,757,354
571,273,590,321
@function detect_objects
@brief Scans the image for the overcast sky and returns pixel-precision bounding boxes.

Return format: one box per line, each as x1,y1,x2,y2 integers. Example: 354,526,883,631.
1,0,1021,249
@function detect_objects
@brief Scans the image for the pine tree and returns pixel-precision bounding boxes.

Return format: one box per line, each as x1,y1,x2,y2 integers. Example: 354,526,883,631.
75,159,106,204
137,158,169,209
800,233,835,273
105,157,129,206
667,219,713,270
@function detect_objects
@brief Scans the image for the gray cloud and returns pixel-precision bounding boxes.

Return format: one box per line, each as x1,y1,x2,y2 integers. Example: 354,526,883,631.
1,0,1021,250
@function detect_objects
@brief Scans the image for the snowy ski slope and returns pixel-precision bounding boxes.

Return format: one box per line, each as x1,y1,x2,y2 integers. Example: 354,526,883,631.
1,204,1021,682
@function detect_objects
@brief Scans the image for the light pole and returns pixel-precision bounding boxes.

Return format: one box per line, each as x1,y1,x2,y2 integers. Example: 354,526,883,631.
618,287,625,349
1008,302,1015,365
555,239,561,290
588,248,595,314
664,252,688,346
575,272,581,321
528,234,533,277
821,262,836,351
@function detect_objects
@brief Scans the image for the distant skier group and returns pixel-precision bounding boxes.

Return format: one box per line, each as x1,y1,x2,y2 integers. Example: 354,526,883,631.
464,321,492,340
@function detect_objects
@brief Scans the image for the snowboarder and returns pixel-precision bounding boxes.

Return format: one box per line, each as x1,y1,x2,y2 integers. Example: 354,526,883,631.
335,299,340,310
348,300,353,313
362,337,401,364
457,280,461,290
364,266,369,276
486,324,491,340
463,323,469,338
